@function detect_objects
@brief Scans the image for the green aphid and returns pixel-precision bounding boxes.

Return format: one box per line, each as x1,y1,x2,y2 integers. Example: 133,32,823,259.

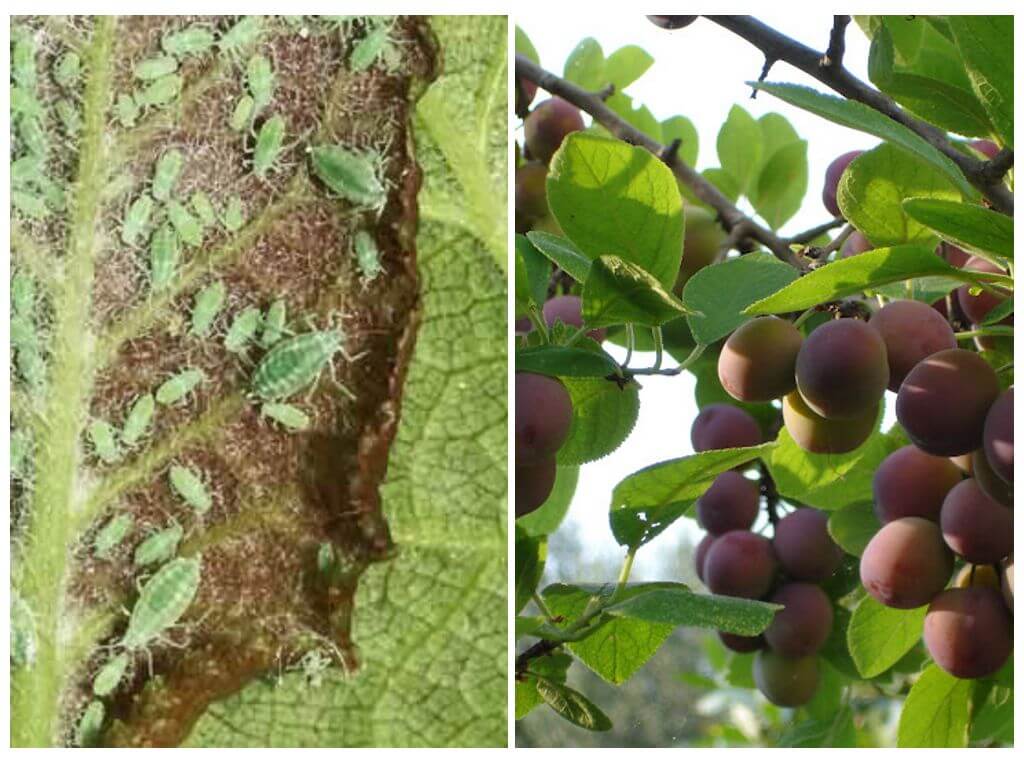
251,329,348,401
74,700,106,747
246,54,275,114
11,316,35,350
230,94,255,132
55,99,81,137
221,196,246,232
114,93,140,127
92,653,129,698
260,299,287,346
162,26,215,58
121,194,155,247
11,591,36,668
155,368,204,406
219,16,263,58
261,402,311,432
349,22,401,73
122,556,202,650
224,306,263,354
89,419,120,464
12,271,36,317
190,280,227,338
134,55,178,82
18,116,49,160
133,522,184,569
316,541,336,575
12,190,48,220
310,145,387,214
12,34,37,90
353,230,383,283
169,465,212,514
15,341,47,389
11,154,43,190
93,513,133,560
35,174,66,213
121,394,156,448
151,149,184,202
11,429,30,480
190,191,217,228
53,51,81,88
11,86,44,120
167,200,203,247
149,223,180,292
252,115,286,178
136,73,183,109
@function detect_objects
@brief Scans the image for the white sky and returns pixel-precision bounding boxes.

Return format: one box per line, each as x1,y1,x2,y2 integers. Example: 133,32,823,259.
518,14,888,579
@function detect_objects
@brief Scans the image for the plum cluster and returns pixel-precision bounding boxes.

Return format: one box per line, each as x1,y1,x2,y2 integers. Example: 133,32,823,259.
690,405,843,707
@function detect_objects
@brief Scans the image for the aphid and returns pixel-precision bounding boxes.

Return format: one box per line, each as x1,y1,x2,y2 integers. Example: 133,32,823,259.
11,429,30,480
260,299,287,346
189,280,226,338
12,272,36,317
11,591,36,668
190,191,217,228
133,55,178,82
11,154,43,190
309,145,387,214
74,700,106,747
261,402,311,432
55,99,81,137
167,200,203,247
168,465,212,514
353,230,383,283
121,394,156,447
218,16,263,59
34,173,66,213
93,653,129,697
246,54,275,115
52,51,81,88
133,522,184,568
229,94,255,132
251,329,349,402
252,115,286,178
136,73,183,109
11,86,44,120
12,34,37,90
122,556,202,650
224,306,263,354
349,22,402,73
12,191,48,220
114,93,140,127
151,149,184,202
297,648,332,688
162,26,215,58
149,223,180,292
93,513,133,560
15,340,47,389
88,419,120,464
155,368,204,406
18,116,49,160
316,541,336,575
221,196,246,232
121,194,154,247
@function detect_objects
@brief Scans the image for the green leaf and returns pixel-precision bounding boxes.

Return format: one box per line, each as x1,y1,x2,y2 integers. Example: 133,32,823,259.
515,234,551,312
683,252,799,345
607,587,780,636
582,255,693,328
838,143,961,247
750,82,975,197
563,38,605,91
777,709,856,747
819,606,861,680
949,16,1013,147
604,93,663,143
902,198,1013,261
525,231,592,283
547,133,684,288
557,377,640,465
661,115,699,168
516,345,620,379
516,464,578,537
716,105,762,195
603,45,654,90
827,502,880,556
515,526,545,614
898,664,973,747
970,684,1014,745
701,167,740,203
515,25,539,65
609,445,772,547
516,653,572,719
757,112,801,165
536,678,613,731
848,596,926,678
744,245,958,315
749,140,807,229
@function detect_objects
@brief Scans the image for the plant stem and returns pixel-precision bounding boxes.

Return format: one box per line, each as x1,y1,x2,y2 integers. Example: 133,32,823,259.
533,591,556,622
610,547,638,604
623,343,706,377
792,307,817,328
652,326,664,371
622,324,635,368
955,327,1013,340
528,304,549,344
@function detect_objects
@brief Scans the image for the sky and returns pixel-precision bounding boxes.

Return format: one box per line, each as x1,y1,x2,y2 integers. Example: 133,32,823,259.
517,14,896,580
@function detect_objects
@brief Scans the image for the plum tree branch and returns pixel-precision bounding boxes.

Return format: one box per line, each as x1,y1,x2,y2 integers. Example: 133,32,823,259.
703,15,1014,215
515,54,804,268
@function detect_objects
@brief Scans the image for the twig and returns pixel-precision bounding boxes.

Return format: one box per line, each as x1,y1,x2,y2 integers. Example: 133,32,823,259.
821,15,851,68
784,217,845,245
803,223,853,261
704,16,1013,215
516,54,804,268
981,148,1014,183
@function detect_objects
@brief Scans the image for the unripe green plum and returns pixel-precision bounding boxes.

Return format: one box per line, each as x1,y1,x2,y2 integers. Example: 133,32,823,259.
515,372,573,462
646,15,698,29
753,651,819,708
704,530,777,599
983,388,1012,484
924,587,1012,679
940,478,1012,564
772,507,842,582
719,632,764,654
860,517,953,609
676,206,725,289
868,300,956,392
542,295,606,343
971,447,1012,507
524,98,584,165
515,162,549,234
516,457,556,518
718,316,802,402
691,404,762,452
795,318,888,419
782,390,877,455
822,150,862,217
896,349,999,456
696,471,759,535
872,445,962,524
957,256,1011,324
